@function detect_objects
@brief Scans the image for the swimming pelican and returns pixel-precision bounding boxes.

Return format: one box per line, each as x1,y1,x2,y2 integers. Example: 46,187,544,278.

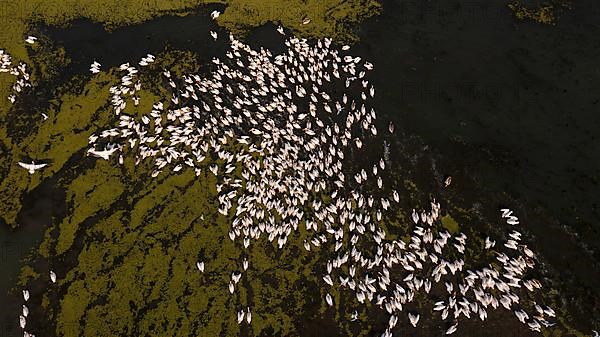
50,270,57,283
443,175,452,188
22,289,29,302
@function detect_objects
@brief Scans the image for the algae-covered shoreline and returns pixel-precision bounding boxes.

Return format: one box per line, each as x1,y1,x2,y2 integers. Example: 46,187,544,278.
0,1,598,337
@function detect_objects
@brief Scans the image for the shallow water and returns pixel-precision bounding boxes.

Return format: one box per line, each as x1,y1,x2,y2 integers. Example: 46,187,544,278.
2,0,600,335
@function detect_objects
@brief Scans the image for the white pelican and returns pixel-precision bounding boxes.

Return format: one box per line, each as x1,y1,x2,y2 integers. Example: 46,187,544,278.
87,147,118,160
325,293,333,306
50,270,57,283
408,312,419,327
443,175,452,187
18,161,47,174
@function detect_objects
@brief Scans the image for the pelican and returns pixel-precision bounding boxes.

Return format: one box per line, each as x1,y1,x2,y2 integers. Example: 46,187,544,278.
210,31,218,40
18,161,47,174
408,313,419,327
19,315,26,329
237,310,245,324
25,36,37,44
446,322,458,335
210,10,221,20
325,293,333,306
443,175,452,187
302,17,311,25
22,289,29,302
87,147,118,160
22,305,28,317
196,261,205,272
50,270,57,283
246,307,252,323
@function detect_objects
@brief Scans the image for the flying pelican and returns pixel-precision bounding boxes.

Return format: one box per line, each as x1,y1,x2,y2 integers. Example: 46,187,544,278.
87,147,118,160
18,161,47,174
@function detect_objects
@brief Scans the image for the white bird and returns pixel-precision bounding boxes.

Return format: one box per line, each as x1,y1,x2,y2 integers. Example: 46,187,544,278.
210,10,221,20
196,261,205,272
50,270,57,283
19,315,26,329
325,293,333,306
22,305,29,317
237,310,245,324
22,290,29,302
446,322,458,335
408,313,419,327
87,147,118,160
210,31,218,40
25,36,37,44
18,161,47,174
246,307,252,323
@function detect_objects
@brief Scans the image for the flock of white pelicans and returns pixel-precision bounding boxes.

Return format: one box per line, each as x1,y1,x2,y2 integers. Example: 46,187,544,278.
3,17,563,336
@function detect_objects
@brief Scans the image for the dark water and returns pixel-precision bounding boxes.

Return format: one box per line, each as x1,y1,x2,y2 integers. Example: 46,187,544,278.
356,0,600,327
2,0,600,335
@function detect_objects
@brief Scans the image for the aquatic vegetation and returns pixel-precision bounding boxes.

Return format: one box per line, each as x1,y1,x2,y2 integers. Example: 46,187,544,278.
440,214,460,234
508,0,572,25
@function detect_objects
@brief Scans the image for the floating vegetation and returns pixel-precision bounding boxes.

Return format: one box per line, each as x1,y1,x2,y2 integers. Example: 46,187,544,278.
508,0,572,25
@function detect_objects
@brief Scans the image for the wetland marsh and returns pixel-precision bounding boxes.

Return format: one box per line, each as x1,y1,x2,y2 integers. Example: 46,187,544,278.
0,1,599,337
